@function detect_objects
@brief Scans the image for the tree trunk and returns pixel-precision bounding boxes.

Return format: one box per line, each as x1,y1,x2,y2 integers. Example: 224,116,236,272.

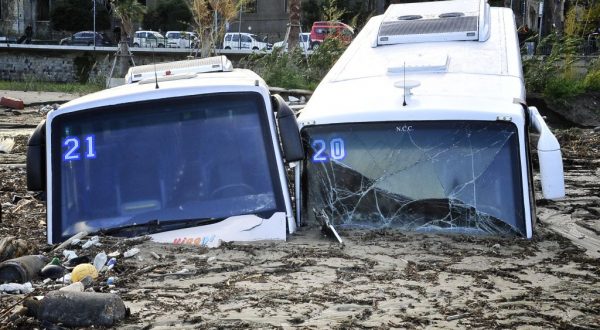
288,0,301,51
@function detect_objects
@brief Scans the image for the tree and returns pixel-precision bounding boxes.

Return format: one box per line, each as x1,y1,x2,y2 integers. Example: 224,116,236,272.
110,0,146,77
288,0,301,51
143,0,194,33
186,0,241,58
111,0,146,42
51,0,111,33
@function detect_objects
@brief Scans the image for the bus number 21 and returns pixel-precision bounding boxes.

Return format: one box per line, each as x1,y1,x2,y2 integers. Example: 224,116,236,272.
63,135,97,161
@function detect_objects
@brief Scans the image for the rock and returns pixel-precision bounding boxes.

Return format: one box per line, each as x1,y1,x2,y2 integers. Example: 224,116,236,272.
594,126,600,133
64,255,90,268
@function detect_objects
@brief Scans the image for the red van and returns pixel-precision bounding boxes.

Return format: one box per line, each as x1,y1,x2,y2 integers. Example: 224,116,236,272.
309,21,354,50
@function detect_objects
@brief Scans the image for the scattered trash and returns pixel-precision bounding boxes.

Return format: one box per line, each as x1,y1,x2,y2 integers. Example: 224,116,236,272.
62,250,78,261
71,264,98,283
40,265,66,280
93,251,107,272
107,277,116,285
59,282,84,292
0,282,33,294
0,96,25,110
49,257,60,266
207,256,217,264
0,255,48,284
175,268,190,275
55,273,71,284
81,236,100,249
52,231,88,253
38,104,59,115
123,248,140,258
106,258,117,271
0,236,32,262
79,275,94,289
0,138,15,154
107,251,120,258
150,251,161,260
24,291,128,327
64,255,90,268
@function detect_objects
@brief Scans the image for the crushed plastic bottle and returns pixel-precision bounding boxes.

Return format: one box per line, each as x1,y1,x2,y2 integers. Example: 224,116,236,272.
106,258,117,271
62,250,78,261
25,291,128,327
123,248,140,258
0,282,34,294
81,236,100,249
93,251,107,272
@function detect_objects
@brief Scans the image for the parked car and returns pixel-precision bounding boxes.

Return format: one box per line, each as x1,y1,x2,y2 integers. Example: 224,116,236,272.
309,21,354,50
165,31,198,48
133,30,166,48
273,33,310,52
223,32,272,51
59,31,113,46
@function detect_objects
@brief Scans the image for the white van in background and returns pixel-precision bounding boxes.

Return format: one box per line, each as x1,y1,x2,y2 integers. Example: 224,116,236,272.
165,31,198,48
132,30,166,48
223,32,272,51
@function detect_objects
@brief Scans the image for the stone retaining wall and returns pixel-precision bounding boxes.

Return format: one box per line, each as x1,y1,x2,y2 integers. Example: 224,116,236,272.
0,45,247,84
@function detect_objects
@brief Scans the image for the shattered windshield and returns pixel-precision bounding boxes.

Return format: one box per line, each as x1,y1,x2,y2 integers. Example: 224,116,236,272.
302,121,525,236
51,93,284,241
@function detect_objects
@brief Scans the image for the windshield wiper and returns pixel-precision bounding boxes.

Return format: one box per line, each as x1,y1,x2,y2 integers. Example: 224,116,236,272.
99,217,226,237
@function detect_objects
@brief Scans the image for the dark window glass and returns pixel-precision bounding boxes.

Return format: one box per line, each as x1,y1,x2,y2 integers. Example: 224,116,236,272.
51,93,284,241
302,121,525,236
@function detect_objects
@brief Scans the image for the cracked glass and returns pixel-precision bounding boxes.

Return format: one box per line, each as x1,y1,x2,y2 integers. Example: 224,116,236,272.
302,121,525,236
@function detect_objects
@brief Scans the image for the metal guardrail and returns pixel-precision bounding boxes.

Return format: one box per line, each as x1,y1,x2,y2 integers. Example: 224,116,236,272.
0,43,312,55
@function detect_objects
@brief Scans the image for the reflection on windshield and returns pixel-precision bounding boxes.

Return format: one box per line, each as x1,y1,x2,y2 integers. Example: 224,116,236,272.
52,93,283,240
302,121,525,236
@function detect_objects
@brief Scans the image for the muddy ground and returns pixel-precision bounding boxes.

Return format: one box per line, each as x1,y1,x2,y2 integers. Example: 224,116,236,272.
0,94,599,329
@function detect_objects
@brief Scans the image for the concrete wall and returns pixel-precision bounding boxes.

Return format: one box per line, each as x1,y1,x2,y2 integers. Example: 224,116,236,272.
0,44,249,84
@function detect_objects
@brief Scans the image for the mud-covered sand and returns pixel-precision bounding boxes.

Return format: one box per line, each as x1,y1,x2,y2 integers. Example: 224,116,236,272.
0,94,599,329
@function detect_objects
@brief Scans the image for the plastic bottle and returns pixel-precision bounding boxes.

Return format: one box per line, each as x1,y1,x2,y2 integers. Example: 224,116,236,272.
25,291,128,327
93,251,107,272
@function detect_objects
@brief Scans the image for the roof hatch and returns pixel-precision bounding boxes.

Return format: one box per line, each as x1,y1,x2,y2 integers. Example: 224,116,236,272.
125,56,233,84
376,0,490,46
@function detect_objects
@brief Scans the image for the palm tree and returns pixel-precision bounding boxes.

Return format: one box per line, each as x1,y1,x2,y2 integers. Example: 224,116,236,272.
110,0,146,76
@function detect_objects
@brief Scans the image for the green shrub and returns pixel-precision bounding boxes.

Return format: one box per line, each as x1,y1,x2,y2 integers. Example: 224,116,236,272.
543,77,585,99
583,71,600,91
240,38,348,90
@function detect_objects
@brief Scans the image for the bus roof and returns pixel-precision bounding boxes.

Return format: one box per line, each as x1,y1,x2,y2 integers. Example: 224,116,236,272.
300,1,525,126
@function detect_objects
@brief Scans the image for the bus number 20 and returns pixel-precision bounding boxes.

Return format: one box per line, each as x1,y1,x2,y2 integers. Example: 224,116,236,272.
312,138,346,162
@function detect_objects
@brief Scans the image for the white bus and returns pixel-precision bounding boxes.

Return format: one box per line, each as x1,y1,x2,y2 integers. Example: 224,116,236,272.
27,56,304,246
296,0,565,238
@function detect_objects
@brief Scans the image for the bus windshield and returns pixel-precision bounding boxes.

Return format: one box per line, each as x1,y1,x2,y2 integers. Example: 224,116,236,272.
51,93,284,241
301,121,526,236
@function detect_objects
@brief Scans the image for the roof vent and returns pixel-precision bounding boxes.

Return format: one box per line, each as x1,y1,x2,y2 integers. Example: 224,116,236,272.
125,56,233,84
376,0,490,46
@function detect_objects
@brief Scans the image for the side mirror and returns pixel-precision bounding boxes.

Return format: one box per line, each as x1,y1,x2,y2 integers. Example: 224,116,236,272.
272,94,304,162
529,106,565,200
26,120,46,191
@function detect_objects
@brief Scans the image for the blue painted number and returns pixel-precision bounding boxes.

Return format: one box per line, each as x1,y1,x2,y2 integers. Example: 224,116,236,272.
311,138,346,163
63,135,96,162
